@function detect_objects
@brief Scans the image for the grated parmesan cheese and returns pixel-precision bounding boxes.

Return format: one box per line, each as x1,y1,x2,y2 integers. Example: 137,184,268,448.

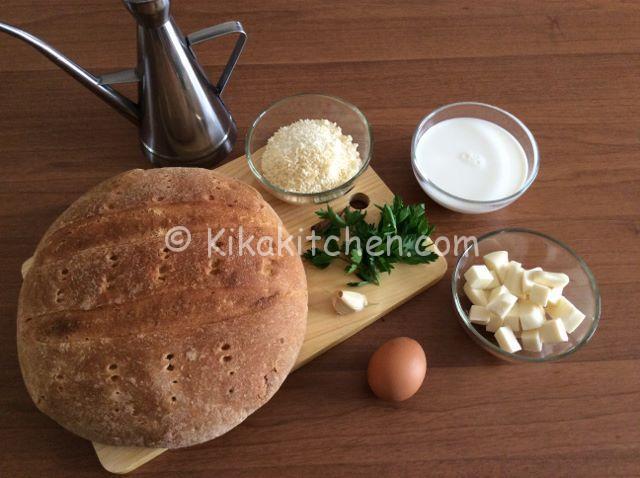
261,119,362,193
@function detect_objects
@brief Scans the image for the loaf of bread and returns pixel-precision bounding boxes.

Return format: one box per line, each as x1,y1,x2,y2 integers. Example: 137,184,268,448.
17,168,308,448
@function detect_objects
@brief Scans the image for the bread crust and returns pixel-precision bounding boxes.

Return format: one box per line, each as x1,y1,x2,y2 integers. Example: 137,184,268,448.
17,168,308,448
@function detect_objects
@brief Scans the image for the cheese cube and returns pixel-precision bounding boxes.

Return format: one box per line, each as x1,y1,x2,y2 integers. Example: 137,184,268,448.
504,315,521,334
528,282,551,307
496,265,509,283
488,285,509,303
519,301,546,330
505,305,521,337
522,267,543,293
486,270,501,289
469,305,492,325
546,296,582,322
485,313,504,333
506,302,520,318
561,309,587,334
464,283,489,306
483,251,509,275
547,287,564,305
495,326,522,353
521,329,543,352
487,291,518,319
464,265,495,289
532,270,570,289
503,261,525,298
539,318,569,344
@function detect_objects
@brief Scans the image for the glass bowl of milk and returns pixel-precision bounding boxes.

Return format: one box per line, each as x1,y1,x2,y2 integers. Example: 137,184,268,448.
411,102,539,214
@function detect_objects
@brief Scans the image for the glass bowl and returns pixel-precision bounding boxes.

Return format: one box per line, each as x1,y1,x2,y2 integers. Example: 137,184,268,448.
246,94,372,205
411,102,539,214
452,228,601,363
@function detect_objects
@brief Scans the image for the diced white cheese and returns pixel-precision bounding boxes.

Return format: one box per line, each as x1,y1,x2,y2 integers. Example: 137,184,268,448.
521,329,543,352
519,301,546,331
561,309,587,334
547,286,564,305
483,251,509,275
466,253,582,356
495,326,522,353
531,270,570,289
506,302,520,319
503,261,525,298
496,264,509,283
464,283,489,306
486,270,501,289
528,282,551,307
488,285,509,303
469,305,492,325
504,315,521,334
464,265,495,289
546,296,583,322
487,291,518,319
485,313,504,333
505,306,521,337
539,318,569,344
522,267,543,293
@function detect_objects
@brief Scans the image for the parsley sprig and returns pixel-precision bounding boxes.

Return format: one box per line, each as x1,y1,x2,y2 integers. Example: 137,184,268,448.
303,195,438,286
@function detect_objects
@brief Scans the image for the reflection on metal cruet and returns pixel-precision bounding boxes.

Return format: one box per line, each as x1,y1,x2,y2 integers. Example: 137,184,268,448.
0,0,247,167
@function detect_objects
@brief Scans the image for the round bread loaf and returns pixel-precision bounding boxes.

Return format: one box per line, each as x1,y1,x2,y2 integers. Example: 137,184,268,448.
17,168,308,448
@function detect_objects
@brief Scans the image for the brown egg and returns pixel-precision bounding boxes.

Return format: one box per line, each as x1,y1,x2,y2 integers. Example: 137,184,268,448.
367,337,427,401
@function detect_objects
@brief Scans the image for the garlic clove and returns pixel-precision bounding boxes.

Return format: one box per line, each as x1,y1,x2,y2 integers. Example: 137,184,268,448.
333,290,368,315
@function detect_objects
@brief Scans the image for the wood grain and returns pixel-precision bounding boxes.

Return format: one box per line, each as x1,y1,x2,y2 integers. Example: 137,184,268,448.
1,1,639,477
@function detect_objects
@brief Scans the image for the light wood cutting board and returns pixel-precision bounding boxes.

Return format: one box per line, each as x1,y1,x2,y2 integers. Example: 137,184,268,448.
22,155,447,474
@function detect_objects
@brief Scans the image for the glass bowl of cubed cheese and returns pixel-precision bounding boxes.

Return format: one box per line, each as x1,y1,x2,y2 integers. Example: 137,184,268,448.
452,228,601,362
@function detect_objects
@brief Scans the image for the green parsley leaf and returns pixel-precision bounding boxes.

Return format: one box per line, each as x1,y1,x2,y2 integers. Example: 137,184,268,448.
303,195,437,286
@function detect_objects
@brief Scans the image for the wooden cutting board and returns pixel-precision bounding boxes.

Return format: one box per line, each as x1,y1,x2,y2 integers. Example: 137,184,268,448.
22,155,447,474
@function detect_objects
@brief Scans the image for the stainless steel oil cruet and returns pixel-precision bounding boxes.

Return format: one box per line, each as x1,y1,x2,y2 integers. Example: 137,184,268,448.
0,0,247,167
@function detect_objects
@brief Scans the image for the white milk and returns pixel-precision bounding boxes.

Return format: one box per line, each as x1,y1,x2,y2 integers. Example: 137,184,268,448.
414,118,527,202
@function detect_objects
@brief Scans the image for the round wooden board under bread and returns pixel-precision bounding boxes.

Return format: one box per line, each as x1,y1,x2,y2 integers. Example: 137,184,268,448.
17,168,308,448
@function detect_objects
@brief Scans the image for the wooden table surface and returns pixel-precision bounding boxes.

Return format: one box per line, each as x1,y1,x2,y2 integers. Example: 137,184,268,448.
1,1,639,476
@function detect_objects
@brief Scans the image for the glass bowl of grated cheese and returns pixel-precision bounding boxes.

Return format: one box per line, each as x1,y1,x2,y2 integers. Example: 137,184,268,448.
246,94,372,204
